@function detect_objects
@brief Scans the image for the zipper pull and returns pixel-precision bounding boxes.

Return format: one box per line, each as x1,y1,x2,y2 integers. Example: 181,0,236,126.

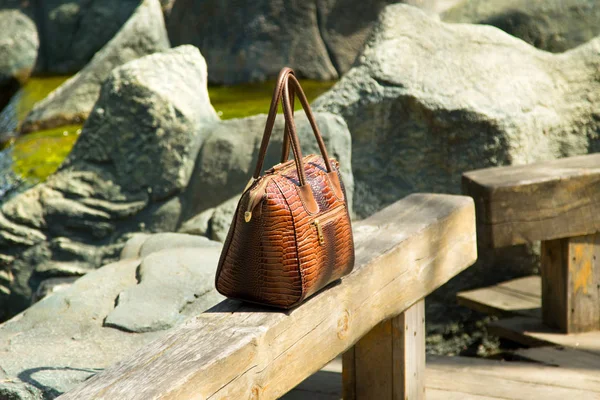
312,219,324,245
244,178,269,223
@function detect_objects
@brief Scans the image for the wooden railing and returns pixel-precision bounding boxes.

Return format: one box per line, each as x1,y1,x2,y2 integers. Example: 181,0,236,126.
463,153,600,333
58,193,477,400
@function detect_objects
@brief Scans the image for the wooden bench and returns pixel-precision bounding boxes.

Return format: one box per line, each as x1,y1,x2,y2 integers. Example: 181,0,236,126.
57,194,477,400
462,153,600,334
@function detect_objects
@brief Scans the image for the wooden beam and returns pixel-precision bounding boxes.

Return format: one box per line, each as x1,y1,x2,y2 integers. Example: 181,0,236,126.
462,153,600,247
342,300,425,400
542,233,600,333
58,194,477,400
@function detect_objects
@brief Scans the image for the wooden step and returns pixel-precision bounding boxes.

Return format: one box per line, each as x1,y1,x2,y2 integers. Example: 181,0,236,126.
456,276,541,318
515,346,600,370
489,316,600,355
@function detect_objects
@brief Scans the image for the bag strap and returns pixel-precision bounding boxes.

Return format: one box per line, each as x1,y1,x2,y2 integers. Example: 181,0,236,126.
253,67,296,179
252,68,334,187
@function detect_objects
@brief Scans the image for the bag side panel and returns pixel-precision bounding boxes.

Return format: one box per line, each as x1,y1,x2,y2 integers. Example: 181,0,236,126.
216,181,303,308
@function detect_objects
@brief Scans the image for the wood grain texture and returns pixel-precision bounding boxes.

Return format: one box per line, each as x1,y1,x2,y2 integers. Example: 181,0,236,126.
489,316,600,354
457,276,541,319
462,153,600,247
343,300,425,400
57,194,477,400
542,233,600,333
426,355,600,399
393,299,425,400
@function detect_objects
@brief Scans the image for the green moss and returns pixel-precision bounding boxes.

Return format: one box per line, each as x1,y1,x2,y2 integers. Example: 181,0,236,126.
16,76,70,122
208,80,336,120
0,78,335,198
0,76,71,137
11,125,81,185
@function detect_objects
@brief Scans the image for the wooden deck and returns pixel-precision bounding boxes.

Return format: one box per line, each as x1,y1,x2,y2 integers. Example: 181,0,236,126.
284,275,600,399
284,352,600,399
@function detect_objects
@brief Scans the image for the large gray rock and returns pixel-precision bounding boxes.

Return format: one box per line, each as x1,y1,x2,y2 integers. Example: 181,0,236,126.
443,0,600,53
314,4,600,219
0,45,218,320
168,0,337,83
183,112,354,218
0,8,38,110
21,0,170,133
0,239,223,398
313,4,599,295
34,0,141,74
105,245,224,333
179,195,240,242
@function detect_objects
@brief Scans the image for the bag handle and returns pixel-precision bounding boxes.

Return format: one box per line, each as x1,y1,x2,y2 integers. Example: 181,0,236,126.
252,68,334,188
280,74,334,186
252,67,296,179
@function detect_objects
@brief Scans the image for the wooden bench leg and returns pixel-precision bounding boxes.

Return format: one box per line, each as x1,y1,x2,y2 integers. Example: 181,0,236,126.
542,232,600,333
343,299,425,400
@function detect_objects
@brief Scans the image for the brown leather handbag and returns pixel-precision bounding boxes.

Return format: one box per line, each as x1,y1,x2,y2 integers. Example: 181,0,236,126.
215,67,355,309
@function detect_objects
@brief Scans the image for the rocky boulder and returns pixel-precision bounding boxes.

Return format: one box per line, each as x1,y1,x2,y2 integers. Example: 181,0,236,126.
0,234,224,399
182,112,354,218
34,0,142,74
443,0,600,53
0,8,38,111
314,4,600,218
314,4,599,292
21,0,170,133
0,45,218,320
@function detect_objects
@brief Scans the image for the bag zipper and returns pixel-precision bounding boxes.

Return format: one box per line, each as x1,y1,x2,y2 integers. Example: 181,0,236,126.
311,205,346,245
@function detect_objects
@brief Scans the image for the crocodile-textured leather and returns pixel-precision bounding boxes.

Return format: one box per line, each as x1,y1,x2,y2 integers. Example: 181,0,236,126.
215,68,355,309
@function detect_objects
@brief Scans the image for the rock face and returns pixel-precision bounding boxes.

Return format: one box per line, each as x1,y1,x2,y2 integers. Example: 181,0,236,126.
443,0,600,53
21,0,170,133
314,4,600,219
314,4,599,294
168,0,410,83
0,234,224,399
179,195,240,242
0,8,38,111
0,46,218,320
34,0,141,74
183,112,354,218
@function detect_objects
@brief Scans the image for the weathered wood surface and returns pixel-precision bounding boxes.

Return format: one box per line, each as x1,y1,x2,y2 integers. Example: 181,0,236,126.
285,354,600,400
542,233,600,333
462,153,600,247
515,347,600,371
489,316,600,354
342,299,425,400
426,355,600,399
59,194,477,400
457,276,541,319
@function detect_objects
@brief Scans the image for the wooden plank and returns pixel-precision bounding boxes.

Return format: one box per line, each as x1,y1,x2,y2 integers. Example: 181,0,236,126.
462,153,600,247
393,299,425,400
489,316,600,354
426,355,600,399
457,276,541,318
515,347,600,370
426,389,503,400
343,300,425,400
542,233,600,333
58,194,477,400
